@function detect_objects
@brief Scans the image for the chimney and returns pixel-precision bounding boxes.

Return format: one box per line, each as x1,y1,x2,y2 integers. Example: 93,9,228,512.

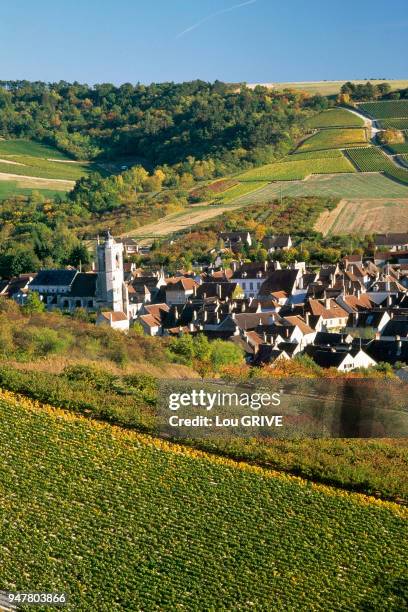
305,312,310,326
396,334,402,348
375,331,381,340
325,298,330,309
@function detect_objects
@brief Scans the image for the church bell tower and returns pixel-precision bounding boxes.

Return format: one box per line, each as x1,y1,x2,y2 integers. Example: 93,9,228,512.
96,231,125,312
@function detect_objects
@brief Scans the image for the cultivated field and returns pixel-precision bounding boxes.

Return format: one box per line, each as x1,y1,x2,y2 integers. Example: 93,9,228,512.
359,100,408,119
236,156,355,182
232,173,408,203
0,139,104,198
0,139,69,159
345,146,408,185
315,198,408,235
297,128,368,152
0,392,406,611
388,142,408,154
284,149,345,161
246,80,408,95
122,200,253,242
305,108,365,128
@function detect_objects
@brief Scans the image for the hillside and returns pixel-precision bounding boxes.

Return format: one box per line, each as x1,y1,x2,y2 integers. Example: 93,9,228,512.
0,391,406,610
247,79,408,95
0,139,103,197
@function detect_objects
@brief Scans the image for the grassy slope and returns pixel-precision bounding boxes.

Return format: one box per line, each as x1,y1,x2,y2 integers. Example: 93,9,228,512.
0,392,406,611
0,139,71,159
0,180,65,199
0,139,106,197
0,156,93,180
297,128,368,152
306,108,365,128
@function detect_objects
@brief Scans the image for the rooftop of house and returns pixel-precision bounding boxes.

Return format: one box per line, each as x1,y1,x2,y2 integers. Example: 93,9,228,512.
374,233,408,246
99,310,128,322
258,269,300,296
308,298,349,320
262,234,291,248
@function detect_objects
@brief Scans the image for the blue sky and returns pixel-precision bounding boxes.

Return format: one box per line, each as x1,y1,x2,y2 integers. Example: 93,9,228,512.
0,0,406,85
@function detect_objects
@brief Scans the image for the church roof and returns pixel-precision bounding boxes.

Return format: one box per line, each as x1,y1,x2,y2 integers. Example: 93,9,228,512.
69,273,98,297
30,269,77,287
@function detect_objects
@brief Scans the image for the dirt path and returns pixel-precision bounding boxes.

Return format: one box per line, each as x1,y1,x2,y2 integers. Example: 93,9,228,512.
47,158,85,164
0,158,25,166
0,172,75,190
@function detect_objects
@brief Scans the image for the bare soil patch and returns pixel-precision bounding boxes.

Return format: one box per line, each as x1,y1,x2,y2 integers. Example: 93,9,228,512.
315,198,408,234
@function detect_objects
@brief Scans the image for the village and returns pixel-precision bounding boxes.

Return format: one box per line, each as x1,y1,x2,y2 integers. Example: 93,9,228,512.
1,230,408,372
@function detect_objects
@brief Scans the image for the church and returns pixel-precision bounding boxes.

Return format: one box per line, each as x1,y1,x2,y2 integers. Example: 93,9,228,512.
28,232,130,327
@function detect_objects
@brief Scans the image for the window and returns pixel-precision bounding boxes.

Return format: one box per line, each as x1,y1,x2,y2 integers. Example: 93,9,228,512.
241,282,246,290
250,282,253,290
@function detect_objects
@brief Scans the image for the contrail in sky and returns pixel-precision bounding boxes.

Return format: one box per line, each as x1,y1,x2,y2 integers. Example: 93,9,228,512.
176,0,256,39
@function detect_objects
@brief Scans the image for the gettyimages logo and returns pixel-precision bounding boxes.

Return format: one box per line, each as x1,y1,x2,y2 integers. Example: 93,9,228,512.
158,378,408,440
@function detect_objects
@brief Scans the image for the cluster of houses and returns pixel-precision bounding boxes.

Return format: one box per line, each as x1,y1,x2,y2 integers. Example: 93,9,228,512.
1,231,408,371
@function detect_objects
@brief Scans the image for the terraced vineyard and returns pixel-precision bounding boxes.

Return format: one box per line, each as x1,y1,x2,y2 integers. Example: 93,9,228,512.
379,118,408,130
237,155,355,182
305,108,365,128
282,149,344,161
0,392,407,611
297,127,368,152
345,146,408,185
231,173,408,202
359,100,408,118
387,141,408,154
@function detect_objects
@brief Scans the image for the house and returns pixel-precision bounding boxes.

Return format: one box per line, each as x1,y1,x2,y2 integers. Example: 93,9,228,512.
252,344,290,366
305,346,376,371
374,233,408,252
308,298,349,331
122,238,139,257
165,277,198,305
365,338,408,364
258,269,301,301
0,274,36,304
96,310,129,332
230,261,277,298
262,234,292,253
347,310,390,333
196,282,238,301
380,318,408,340
138,303,170,336
219,231,252,252
314,331,353,347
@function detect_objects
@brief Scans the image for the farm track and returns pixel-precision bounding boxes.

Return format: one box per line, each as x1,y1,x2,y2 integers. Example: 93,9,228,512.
0,172,75,189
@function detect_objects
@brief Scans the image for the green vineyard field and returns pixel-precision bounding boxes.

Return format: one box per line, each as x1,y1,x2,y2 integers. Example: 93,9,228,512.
345,147,408,185
297,128,367,152
0,395,407,611
387,142,408,154
379,118,408,130
359,100,408,119
237,155,355,182
282,149,344,161
305,108,364,128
